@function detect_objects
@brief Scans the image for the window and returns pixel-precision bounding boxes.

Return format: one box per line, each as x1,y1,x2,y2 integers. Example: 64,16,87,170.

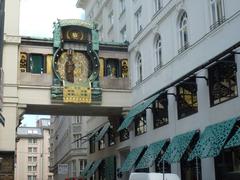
210,0,225,29
98,160,105,180
29,54,44,74
28,138,37,144
28,147,37,153
154,34,162,69
215,147,240,180
120,25,127,42
154,0,162,12
208,55,238,106
135,7,142,33
98,137,105,150
28,175,37,180
28,166,37,172
135,111,147,136
108,123,116,146
28,156,37,163
153,93,168,129
178,11,189,53
119,117,129,142
72,160,76,177
108,11,114,26
105,58,120,78
177,77,198,119
74,116,81,124
120,0,126,14
136,52,143,84
89,136,95,154
73,134,82,148
79,159,87,172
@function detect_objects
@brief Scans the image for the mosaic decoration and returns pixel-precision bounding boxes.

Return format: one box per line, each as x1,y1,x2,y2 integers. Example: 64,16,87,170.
121,59,128,78
118,93,161,131
162,130,197,163
95,122,110,142
188,117,237,161
105,156,116,180
136,139,166,169
46,55,53,74
86,159,102,179
120,146,146,173
225,127,240,149
80,161,93,178
20,52,27,72
51,19,101,104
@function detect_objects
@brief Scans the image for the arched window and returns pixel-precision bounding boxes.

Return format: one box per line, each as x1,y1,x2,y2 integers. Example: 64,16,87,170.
179,11,189,51
136,52,142,83
210,0,224,29
155,0,162,12
154,34,162,68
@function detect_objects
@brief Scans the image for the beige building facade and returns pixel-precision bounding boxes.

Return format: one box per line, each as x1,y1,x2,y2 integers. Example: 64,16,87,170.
15,119,53,180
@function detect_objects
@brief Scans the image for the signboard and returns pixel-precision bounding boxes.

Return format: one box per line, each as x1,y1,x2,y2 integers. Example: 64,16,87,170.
58,164,68,175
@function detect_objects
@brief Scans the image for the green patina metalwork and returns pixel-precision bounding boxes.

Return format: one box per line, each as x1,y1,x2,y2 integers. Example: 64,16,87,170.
225,128,240,149
117,93,161,132
105,156,115,180
59,19,94,29
86,159,102,178
136,139,166,169
53,22,61,48
120,146,146,172
80,161,93,178
92,29,99,51
188,117,237,161
162,130,197,163
95,122,110,142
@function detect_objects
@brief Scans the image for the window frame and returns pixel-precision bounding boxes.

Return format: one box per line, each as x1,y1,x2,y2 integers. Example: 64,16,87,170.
154,34,162,70
136,52,143,84
134,111,147,136
178,11,189,53
154,0,162,13
177,77,198,119
210,0,225,29
135,7,142,33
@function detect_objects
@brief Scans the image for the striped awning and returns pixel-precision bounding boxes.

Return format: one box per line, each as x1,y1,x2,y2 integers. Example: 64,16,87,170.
188,117,238,161
135,139,167,169
0,113,5,126
120,146,146,172
162,130,197,163
95,122,110,142
86,159,102,178
118,93,160,132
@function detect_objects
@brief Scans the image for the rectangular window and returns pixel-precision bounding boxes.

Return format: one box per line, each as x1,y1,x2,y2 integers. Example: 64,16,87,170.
135,7,142,33
209,55,238,106
72,160,76,177
28,147,32,153
108,123,116,146
120,25,127,42
98,138,105,150
73,134,82,148
177,77,198,119
105,58,121,78
33,147,37,153
135,111,147,136
153,93,168,129
28,138,37,144
119,117,129,142
29,54,45,74
89,136,95,154
28,175,37,180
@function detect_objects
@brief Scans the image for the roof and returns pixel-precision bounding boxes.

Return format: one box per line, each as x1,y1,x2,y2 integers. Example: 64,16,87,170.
17,127,43,138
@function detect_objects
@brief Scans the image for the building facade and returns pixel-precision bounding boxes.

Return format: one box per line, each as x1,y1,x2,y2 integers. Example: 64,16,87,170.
77,0,240,180
15,119,53,180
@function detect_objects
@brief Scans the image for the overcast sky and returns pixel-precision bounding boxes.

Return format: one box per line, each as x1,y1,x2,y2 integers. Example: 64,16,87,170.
20,0,85,38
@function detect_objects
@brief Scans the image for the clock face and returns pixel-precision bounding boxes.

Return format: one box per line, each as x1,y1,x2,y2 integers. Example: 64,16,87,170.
56,51,90,83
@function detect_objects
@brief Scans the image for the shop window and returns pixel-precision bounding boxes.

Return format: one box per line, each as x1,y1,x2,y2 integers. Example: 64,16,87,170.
181,132,202,180
108,123,116,146
209,55,238,106
153,93,168,129
119,117,129,142
135,111,147,136
177,77,198,119
105,58,120,78
98,160,105,180
215,147,240,180
89,136,95,154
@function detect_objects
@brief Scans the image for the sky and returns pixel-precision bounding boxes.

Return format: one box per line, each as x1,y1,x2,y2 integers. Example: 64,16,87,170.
20,0,85,38
19,0,84,126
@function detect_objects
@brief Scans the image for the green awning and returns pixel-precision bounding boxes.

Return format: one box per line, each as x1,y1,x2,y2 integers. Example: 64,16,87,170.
0,113,5,126
95,122,110,142
86,159,102,178
105,156,116,180
120,146,146,172
188,117,238,161
162,130,197,163
135,139,167,169
225,128,240,149
80,161,93,178
118,93,160,132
